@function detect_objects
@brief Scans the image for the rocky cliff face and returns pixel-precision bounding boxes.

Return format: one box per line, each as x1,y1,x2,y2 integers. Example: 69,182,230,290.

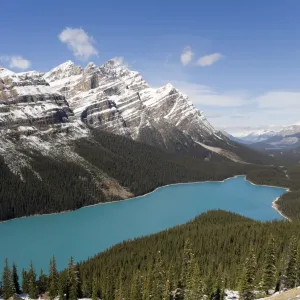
0,68,72,128
0,58,254,181
0,60,274,222
43,59,226,154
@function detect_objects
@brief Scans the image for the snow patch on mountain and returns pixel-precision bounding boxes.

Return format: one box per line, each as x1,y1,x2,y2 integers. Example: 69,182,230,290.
234,122,300,144
43,59,220,148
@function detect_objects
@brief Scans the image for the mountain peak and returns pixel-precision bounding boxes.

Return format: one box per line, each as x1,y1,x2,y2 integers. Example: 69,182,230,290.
85,62,97,69
99,59,135,79
44,60,82,82
0,67,15,77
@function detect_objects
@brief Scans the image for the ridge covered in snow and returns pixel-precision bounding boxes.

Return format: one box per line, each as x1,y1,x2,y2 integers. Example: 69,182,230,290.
0,58,249,175
42,59,220,145
234,121,300,143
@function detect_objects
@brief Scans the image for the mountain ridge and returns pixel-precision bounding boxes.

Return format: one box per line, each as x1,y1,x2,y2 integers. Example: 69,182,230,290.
1,58,252,165
232,123,300,147
0,59,277,221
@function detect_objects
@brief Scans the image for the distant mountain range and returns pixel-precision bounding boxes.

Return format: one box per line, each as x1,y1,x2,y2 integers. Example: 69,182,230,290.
226,123,300,149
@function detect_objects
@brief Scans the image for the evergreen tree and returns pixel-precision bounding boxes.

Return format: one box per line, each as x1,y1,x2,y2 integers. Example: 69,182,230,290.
91,274,99,300
180,239,193,289
286,236,298,289
28,262,38,299
276,255,286,291
12,263,20,294
49,256,59,299
184,251,195,300
151,251,165,300
162,278,171,300
2,259,15,300
259,236,277,294
130,271,142,300
191,263,205,300
0,281,3,298
58,272,66,300
239,246,257,300
21,269,29,294
296,242,300,286
205,275,214,299
141,271,151,300
115,269,125,300
37,269,48,295
67,257,79,300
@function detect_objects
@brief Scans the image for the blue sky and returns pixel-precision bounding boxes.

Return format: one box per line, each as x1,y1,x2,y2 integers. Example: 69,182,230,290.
1,0,300,134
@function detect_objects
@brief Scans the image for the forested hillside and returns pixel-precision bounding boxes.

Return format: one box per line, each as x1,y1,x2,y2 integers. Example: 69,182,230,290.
0,129,289,222
2,210,300,300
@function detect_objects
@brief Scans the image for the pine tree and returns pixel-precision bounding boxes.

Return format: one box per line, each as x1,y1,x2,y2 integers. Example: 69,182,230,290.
296,242,300,286
141,270,151,300
259,236,277,295
2,259,15,300
192,263,205,300
49,256,59,299
115,269,125,300
92,274,99,300
239,246,257,300
162,278,171,300
184,251,195,300
151,251,165,300
37,269,48,295
185,261,204,300
130,271,142,300
28,262,38,299
276,255,286,291
58,272,66,300
12,263,20,294
22,269,29,294
286,236,298,289
67,257,79,300
180,239,193,289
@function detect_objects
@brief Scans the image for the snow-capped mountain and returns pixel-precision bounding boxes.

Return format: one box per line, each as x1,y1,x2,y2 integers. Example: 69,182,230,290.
0,60,275,221
237,129,277,143
234,123,300,148
43,59,220,146
0,58,270,183
278,123,300,136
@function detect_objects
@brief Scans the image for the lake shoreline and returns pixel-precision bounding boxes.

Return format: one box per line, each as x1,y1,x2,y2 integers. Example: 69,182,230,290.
272,197,291,222
0,174,289,224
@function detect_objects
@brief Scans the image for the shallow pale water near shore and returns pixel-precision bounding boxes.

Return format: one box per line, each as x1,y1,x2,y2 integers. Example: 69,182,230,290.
0,176,286,273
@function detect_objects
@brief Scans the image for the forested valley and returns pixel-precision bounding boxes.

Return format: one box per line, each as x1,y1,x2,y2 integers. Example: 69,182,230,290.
1,129,300,222
2,210,300,300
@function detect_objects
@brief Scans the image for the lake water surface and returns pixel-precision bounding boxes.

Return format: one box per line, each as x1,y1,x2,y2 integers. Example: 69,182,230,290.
0,176,287,273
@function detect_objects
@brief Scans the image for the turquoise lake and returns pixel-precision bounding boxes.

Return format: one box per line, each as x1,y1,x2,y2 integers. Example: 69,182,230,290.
0,176,287,273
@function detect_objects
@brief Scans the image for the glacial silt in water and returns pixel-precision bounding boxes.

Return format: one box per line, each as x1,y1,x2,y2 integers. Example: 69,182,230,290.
0,176,286,272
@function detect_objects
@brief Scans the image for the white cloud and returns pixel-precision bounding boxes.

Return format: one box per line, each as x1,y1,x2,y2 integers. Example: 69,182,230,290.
0,55,31,70
9,56,31,70
58,27,98,61
180,46,194,66
256,91,300,108
124,59,300,135
171,81,248,107
169,80,300,135
111,56,126,66
196,53,223,67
